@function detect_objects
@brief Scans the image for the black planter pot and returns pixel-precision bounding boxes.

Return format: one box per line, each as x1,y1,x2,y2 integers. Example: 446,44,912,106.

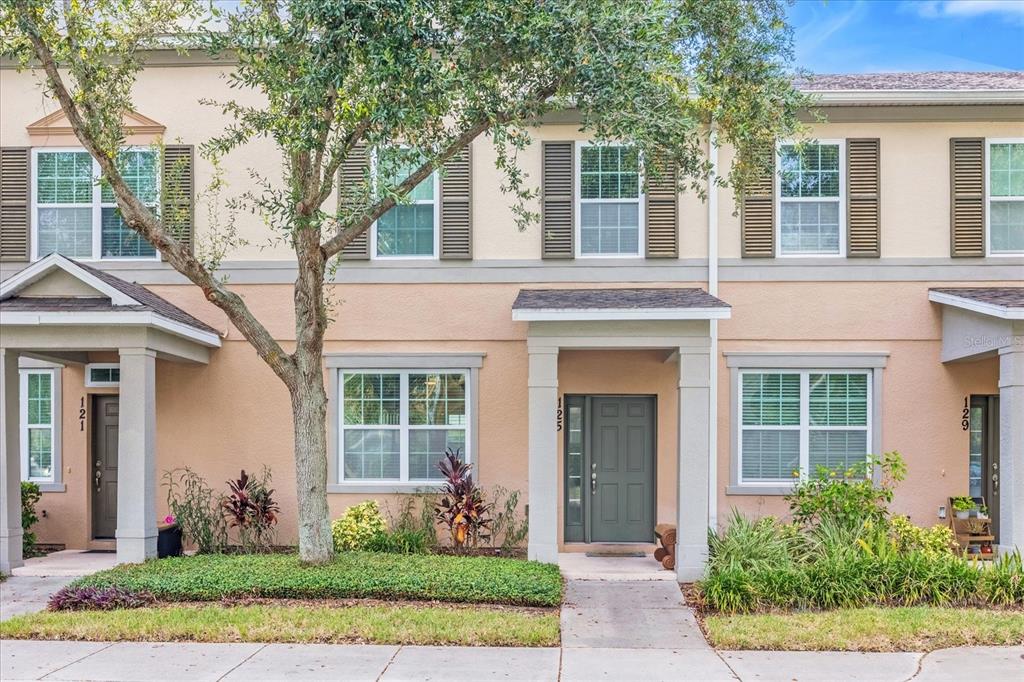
157,524,183,558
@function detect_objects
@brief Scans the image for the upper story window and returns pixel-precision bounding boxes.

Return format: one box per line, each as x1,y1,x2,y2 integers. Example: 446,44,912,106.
988,140,1024,255
777,142,845,256
576,143,643,257
32,149,159,261
739,370,870,485
373,153,439,259
340,370,468,483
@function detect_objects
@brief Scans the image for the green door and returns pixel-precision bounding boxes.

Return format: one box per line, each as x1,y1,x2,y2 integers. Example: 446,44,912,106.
590,396,655,543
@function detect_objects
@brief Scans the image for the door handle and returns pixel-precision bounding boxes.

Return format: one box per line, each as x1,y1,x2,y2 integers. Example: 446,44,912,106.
591,471,597,494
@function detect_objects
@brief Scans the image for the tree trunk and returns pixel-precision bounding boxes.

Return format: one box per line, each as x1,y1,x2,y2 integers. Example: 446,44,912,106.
290,370,333,563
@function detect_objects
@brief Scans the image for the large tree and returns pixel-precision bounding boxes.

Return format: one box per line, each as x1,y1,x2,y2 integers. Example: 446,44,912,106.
2,0,805,562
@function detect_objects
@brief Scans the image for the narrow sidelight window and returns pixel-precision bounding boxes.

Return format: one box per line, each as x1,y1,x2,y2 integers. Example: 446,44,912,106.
988,140,1024,255
577,144,643,256
21,369,55,482
739,370,870,485
33,148,159,260
778,142,844,255
340,370,468,483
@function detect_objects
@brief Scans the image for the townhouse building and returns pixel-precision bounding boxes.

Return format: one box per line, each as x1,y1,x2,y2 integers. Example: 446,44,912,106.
0,62,1021,580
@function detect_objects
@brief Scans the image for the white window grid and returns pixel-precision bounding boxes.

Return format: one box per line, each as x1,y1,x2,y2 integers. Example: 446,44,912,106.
338,369,470,484
20,368,55,483
369,148,440,260
574,141,645,258
985,137,1024,257
31,147,161,262
85,363,121,388
737,368,872,486
775,140,846,258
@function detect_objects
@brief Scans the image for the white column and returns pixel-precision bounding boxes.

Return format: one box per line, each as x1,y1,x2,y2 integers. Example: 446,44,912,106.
116,348,157,563
998,344,1024,554
527,344,559,563
1,349,24,573
677,341,712,582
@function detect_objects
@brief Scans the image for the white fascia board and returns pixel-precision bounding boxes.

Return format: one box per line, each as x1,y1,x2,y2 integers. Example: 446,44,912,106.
0,310,222,347
0,253,139,306
811,90,1024,106
512,307,732,321
928,290,1024,320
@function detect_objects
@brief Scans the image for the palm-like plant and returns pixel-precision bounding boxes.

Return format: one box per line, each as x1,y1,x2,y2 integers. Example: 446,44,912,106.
435,450,492,550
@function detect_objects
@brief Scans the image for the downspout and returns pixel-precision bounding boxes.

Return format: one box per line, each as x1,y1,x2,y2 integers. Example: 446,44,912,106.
707,125,719,532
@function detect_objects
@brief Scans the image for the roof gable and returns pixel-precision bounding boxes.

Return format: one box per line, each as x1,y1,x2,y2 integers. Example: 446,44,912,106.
1,254,139,306
27,109,165,139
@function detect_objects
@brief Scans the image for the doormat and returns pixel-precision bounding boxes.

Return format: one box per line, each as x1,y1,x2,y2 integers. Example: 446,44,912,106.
585,551,646,558
83,549,116,554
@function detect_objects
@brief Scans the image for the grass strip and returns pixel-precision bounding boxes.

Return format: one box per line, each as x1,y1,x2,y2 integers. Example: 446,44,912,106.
0,603,560,647
703,606,1024,652
71,552,563,607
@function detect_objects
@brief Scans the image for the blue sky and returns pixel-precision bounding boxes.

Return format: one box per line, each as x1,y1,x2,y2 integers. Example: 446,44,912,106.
788,1,1024,73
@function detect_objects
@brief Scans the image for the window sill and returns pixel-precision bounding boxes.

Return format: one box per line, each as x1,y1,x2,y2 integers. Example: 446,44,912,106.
328,483,444,494
726,484,794,496
30,482,66,493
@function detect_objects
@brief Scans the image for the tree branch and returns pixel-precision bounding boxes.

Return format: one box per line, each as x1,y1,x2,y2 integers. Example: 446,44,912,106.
16,8,297,386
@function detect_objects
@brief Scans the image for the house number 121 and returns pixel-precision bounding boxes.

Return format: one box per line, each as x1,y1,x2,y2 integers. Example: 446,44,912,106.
79,397,86,432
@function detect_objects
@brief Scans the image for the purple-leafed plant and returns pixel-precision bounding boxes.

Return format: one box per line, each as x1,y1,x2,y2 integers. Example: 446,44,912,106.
222,467,280,553
435,449,492,551
48,586,156,611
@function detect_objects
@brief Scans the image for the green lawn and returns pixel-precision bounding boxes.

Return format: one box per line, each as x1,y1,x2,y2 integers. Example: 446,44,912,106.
704,607,1024,652
70,552,563,607
0,603,560,647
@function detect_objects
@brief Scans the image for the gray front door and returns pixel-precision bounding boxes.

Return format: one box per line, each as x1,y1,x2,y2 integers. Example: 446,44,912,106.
92,395,119,539
590,396,655,543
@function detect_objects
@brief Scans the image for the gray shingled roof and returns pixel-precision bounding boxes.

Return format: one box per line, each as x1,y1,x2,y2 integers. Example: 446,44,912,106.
1,259,218,335
930,287,1024,309
512,287,729,310
795,71,1024,91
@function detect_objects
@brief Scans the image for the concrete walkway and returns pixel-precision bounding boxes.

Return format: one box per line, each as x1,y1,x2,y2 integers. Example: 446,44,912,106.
2,550,118,622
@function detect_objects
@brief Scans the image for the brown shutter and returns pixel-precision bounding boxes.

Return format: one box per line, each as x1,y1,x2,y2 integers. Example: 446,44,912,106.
645,153,678,258
439,146,472,259
846,138,881,258
950,137,985,258
541,141,574,259
338,142,370,259
741,144,775,258
162,145,194,253
0,147,30,261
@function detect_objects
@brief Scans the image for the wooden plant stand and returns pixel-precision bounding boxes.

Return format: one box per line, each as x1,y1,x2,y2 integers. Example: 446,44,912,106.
654,524,676,570
948,496,996,561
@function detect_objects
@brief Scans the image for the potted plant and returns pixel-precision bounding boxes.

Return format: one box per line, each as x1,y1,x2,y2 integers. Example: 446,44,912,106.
952,496,975,520
977,505,989,520
157,514,183,558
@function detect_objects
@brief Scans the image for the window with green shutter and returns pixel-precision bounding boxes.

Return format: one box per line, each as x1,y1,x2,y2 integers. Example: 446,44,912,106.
578,144,642,256
739,370,871,484
988,140,1024,254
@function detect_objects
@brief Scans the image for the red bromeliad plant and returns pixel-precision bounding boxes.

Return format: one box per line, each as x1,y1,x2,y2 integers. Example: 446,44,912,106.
435,450,492,551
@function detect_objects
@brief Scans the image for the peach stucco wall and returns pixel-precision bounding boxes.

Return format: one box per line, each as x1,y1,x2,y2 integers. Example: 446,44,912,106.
27,278,1007,549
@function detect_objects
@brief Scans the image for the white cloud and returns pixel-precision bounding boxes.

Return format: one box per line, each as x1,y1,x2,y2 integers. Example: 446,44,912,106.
908,1,1024,22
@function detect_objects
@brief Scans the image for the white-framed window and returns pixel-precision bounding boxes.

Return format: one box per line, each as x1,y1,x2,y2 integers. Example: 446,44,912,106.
776,140,845,256
85,363,120,387
575,142,644,257
20,369,56,483
986,138,1024,255
338,370,469,483
738,369,871,485
371,149,439,259
31,147,160,261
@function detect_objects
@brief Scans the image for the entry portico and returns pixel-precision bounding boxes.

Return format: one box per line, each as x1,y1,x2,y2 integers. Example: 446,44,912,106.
512,287,730,581
0,254,220,572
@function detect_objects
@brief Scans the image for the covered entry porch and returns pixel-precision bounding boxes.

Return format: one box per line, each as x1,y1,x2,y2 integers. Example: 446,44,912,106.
929,287,1023,555
0,255,220,572
512,288,730,582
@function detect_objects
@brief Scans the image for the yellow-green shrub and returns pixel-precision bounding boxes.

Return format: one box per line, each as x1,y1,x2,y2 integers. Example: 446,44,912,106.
889,516,955,557
332,501,387,551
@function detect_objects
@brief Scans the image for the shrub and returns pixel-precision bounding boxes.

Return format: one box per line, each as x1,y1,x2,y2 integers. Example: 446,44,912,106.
435,450,492,550
708,511,803,573
332,501,387,551
366,528,432,554
162,468,228,554
489,486,529,551
386,494,438,549
889,516,955,557
222,467,279,553
48,586,155,611
786,451,906,531
72,552,563,607
20,482,42,556
699,564,757,613
979,551,1024,606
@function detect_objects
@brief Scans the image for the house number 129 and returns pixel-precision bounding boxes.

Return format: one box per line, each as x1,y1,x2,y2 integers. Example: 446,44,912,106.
961,397,970,431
